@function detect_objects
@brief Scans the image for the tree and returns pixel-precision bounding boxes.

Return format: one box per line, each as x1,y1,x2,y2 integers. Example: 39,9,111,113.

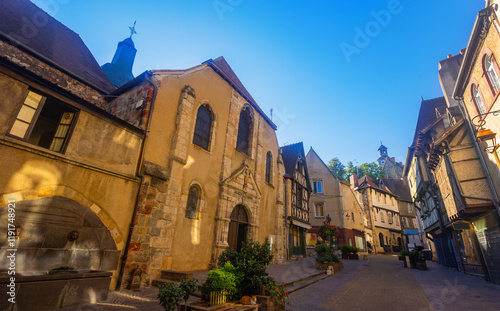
358,162,385,180
327,157,347,181
329,159,385,183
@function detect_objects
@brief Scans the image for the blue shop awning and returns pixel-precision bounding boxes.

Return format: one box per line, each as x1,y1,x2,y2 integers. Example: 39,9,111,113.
404,229,420,235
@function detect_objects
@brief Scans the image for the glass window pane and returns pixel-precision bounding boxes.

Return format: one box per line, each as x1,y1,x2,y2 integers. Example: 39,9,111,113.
9,120,29,138
24,91,43,108
17,105,37,123
49,138,64,152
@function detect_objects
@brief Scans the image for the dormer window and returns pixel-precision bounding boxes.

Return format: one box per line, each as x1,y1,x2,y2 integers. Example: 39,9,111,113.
9,90,76,153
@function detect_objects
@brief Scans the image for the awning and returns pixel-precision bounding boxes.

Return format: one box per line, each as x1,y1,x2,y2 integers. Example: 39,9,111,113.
292,220,312,230
403,229,420,235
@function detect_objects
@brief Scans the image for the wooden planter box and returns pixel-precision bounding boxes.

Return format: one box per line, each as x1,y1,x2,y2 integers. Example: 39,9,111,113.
256,295,284,311
416,261,427,270
315,261,343,273
348,254,359,260
182,300,260,311
341,253,349,259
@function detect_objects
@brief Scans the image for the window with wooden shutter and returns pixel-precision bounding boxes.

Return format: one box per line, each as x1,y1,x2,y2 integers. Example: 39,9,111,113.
9,90,77,153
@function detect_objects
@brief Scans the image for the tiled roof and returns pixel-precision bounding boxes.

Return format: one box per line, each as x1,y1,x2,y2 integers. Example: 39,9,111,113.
0,0,115,93
379,178,412,202
203,57,276,130
281,142,305,177
357,175,393,196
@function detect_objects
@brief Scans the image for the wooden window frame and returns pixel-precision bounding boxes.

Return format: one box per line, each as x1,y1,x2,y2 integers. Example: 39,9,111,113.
8,89,77,154
193,104,213,151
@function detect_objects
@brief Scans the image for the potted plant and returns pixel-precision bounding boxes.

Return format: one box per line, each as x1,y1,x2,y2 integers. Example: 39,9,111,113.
200,263,238,306
340,244,351,259
348,246,359,260
408,250,427,269
400,250,410,267
315,243,341,270
158,281,184,311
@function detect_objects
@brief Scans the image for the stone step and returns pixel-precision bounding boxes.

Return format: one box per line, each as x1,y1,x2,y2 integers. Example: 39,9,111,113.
282,271,326,288
151,278,179,288
160,270,193,282
285,273,330,294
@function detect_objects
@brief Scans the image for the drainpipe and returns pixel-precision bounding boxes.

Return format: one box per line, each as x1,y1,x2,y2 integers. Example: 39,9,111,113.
284,177,289,261
116,72,158,290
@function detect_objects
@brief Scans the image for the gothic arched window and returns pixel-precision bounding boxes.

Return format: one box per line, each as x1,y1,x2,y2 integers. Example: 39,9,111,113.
185,186,200,219
472,84,487,115
484,54,500,94
193,105,213,150
265,151,272,184
236,107,252,155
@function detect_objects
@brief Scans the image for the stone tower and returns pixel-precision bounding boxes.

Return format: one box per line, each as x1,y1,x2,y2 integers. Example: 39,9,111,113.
377,143,403,179
101,24,137,87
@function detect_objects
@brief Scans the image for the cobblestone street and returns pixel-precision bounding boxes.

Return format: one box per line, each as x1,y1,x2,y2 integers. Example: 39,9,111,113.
288,255,500,311
58,254,500,311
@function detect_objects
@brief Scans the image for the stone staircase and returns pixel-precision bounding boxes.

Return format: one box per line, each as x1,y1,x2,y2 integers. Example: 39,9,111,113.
151,270,193,287
283,271,329,293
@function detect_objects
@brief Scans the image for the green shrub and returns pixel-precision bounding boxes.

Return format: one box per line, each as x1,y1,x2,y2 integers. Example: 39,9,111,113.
314,243,330,254
216,239,274,298
158,282,184,311
315,242,340,263
408,250,425,264
201,264,237,301
350,246,360,254
180,277,198,310
341,244,351,254
401,250,410,256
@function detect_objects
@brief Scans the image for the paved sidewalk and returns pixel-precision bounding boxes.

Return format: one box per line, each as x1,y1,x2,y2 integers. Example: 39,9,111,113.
288,254,500,311
59,254,500,311
411,260,500,311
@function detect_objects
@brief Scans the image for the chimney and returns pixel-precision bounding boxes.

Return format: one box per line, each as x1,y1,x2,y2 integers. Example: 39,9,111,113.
460,48,466,55
350,174,359,188
447,54,452,58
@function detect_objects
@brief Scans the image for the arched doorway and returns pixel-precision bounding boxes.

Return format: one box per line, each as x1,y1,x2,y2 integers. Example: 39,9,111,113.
228,205,249,251
379,233,384,246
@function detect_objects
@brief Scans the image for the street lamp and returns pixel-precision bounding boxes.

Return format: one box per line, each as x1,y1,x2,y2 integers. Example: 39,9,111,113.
477,128,499,153
471,111,500,168
476,127,500,168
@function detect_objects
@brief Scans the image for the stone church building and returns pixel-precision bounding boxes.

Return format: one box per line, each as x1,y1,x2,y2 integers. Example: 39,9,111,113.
0,0,290,301
110,56,288,285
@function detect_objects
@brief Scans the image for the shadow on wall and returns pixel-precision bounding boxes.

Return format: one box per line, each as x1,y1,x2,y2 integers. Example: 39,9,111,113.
0,196,119,275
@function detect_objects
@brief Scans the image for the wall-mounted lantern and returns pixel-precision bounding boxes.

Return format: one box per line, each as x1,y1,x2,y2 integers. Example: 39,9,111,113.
477,128,498,153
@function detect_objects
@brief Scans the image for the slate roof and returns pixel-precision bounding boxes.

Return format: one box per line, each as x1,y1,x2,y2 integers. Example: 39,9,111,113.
0,0,115,93
281,142,305,177
379,178,412,202
203,57,276,130
411,97,447,147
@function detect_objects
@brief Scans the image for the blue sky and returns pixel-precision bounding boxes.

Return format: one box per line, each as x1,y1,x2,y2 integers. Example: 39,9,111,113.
33,0,485,167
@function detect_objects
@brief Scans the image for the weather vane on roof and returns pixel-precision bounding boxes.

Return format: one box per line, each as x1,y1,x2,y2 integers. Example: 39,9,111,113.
129,21,137,39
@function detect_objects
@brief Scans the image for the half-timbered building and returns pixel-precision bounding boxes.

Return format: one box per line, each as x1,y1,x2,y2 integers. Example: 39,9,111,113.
281,142,311,258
